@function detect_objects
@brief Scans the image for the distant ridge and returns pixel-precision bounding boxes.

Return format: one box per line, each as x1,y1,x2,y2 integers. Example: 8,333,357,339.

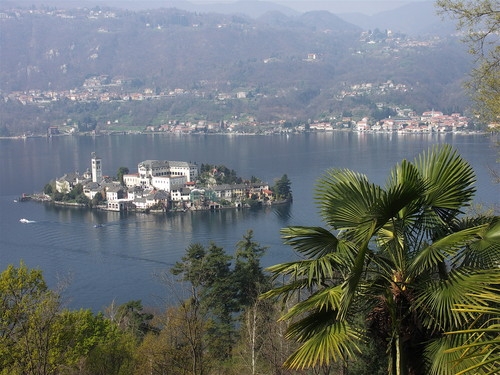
298,10,362,33
4,1,456,35
3,0,300,17
338,1,456,36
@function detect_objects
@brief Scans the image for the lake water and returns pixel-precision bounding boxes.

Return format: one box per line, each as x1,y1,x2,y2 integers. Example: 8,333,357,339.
0,132,498,311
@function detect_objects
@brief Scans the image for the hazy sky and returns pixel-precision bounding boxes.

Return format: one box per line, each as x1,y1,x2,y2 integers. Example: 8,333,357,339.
190,1,425,15
14,0,432,16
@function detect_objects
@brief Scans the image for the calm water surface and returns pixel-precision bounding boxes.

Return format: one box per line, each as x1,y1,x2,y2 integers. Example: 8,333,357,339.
0,132,498,311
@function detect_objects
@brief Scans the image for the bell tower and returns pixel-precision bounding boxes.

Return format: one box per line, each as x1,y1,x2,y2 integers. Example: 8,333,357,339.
91,152,102,182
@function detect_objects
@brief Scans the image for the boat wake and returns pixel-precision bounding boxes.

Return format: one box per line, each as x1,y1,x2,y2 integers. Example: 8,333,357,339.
19,218,36,224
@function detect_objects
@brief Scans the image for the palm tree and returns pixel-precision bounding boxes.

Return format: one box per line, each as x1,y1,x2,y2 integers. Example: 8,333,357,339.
262,144,499,375
428,268,500,375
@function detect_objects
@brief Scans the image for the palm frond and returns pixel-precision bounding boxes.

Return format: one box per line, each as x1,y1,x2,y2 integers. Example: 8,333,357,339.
408,224,490,278
414,144,476,213
260,274,314,302
427,335,480,375
384,158,427,220
455,218,500,269
315,168,384,231
279,285,344,322
284,319,362,369
440,272,500,374
340,221,376,319
415,268,496,331
280,226,349,259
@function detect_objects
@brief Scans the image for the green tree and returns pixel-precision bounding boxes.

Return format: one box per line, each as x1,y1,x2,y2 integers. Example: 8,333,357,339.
106,300,155,339
232,230,270,375
201,243,236,362
92,191,104,206
75,193,90,205
68,183,83,200
133,306,192,375
171,242,235,373
117,167,129,186
49,309,131,373
437,0,500,122
0,262,60,375
262,145,499,375
0,263,138,375
78,115,97,132
84,324,136,375
233,230,269,308
43,183,53,195
272,174,292,201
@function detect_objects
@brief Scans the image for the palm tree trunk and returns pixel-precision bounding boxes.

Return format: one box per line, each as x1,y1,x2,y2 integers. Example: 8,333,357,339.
396,335,401,375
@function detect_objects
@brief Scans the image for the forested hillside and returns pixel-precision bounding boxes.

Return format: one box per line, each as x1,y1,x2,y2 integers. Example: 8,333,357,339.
0,4,473,135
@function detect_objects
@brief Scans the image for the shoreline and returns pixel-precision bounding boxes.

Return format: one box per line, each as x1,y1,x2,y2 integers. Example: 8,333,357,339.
0,128,493,140
19,192,292,214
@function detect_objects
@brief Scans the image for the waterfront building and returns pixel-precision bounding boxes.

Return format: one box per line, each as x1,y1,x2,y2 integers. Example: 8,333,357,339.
123,160,198,190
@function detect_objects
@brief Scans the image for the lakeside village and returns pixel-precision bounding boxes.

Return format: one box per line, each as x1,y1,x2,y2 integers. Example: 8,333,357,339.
21,153,292,214
41,109,495,137
6,108,498,140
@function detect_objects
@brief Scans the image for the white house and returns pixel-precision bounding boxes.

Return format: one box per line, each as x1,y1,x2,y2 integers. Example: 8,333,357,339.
170,187,192,203
106,185,125,201
56,172,88,193
212,184,246,200
138,160,198,183
151,175,187,192
83,181,102,199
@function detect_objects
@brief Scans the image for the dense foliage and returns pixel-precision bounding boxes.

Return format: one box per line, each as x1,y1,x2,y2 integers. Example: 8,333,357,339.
437,0,500,122
0,232,296,375
199,164,243,185
263,144,500,374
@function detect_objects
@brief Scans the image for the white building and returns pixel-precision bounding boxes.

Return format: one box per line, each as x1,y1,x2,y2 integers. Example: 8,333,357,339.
170,187,192,203
151,175,187,191
91,152,102,183
123,160,198,190
137,160,198,182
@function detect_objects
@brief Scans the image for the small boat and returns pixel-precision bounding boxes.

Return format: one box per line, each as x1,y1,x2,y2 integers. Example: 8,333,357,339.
19,218,35,223
94,224,104,228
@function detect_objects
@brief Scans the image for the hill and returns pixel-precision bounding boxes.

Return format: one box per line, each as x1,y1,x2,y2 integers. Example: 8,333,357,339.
0,3,472,135
338,1,457,36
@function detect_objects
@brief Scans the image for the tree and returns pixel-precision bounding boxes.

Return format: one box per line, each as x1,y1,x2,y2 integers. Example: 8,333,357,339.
43,183,53,195
133,306,192,375
50,309,136,374
262,144,500,375
0,262,60,375
201,242,236,362
170,243,207,375
436,0,500,122
106,300,155,339
273,174,292,201
92,191,104,206
84,324,136,375
171,242,235,373
117,167,129,186
233,230,269,308
233,230,271,375
0,263,137,375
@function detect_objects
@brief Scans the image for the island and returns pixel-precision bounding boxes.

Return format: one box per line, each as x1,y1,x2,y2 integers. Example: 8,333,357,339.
27,153,292,213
